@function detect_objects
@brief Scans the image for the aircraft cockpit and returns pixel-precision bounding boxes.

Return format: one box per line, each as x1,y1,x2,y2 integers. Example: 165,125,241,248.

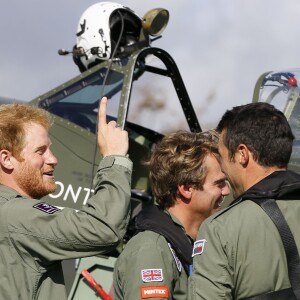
253,69,300,172
26,7,202,256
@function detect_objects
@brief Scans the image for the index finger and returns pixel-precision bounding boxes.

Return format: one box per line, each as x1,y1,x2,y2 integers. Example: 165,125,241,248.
98,97,108,128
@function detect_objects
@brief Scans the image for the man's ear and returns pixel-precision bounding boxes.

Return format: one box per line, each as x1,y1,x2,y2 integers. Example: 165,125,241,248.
0,150,15,170
178,185,192,200
237,144,249,166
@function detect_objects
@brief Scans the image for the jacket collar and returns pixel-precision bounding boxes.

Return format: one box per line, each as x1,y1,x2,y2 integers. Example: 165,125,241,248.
233,170,300,204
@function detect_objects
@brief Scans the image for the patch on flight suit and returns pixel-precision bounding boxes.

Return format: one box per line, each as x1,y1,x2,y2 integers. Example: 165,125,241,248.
141,269,163,282
140,286,169,299
167,243,182,272
192,239,207,256
33,202,61,214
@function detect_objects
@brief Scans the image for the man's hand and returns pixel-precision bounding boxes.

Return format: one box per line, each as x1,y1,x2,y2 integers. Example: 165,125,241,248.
98,97,129,157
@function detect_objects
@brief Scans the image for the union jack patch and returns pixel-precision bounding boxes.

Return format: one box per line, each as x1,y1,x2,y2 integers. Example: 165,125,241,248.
141,269,163,282
192,239,207,256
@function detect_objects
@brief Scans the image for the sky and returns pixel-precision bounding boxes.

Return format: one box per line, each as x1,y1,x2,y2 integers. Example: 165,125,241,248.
2,0,300,131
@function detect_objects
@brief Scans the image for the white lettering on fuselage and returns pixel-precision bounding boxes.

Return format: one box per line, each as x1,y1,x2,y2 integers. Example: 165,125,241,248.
49,181,94,205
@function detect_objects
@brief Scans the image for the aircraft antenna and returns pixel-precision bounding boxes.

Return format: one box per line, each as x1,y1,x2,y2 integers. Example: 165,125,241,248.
90,10,125,190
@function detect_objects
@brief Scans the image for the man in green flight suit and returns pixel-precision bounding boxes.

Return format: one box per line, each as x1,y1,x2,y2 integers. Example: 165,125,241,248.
0,97,132,300
113,130,230,300
188,102,300,299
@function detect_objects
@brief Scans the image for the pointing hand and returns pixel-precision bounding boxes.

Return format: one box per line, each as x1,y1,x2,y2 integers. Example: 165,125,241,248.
97,97,129,157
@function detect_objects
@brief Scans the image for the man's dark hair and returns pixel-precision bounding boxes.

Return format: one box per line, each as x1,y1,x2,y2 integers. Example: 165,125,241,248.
216,102,294,168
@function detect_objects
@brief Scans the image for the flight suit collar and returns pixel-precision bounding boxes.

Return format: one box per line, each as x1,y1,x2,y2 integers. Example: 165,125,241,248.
234,170,300,204
0,185,23,201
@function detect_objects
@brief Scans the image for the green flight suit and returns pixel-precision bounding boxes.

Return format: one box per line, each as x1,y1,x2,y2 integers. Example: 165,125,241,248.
188,171,300,299
113,211,191,300
0,155,132,300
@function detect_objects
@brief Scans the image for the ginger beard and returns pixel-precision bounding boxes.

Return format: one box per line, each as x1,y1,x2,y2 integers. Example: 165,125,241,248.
14,159,56,199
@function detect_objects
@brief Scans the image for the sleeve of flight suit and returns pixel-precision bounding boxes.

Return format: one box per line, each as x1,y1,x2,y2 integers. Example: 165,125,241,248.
113,231,181,300
188,217,234,300
5,155,132,267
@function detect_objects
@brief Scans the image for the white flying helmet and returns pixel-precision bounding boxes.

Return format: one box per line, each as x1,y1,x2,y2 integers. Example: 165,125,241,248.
74,2,142,71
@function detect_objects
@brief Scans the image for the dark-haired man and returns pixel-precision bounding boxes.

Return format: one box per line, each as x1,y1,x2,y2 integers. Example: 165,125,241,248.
189,102,300,299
